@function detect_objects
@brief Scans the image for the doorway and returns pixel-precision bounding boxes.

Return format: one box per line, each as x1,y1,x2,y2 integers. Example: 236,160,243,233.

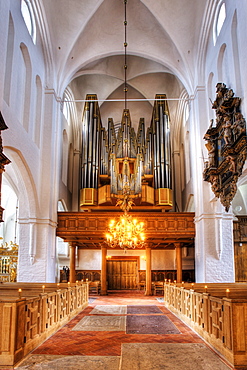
107,258,139,289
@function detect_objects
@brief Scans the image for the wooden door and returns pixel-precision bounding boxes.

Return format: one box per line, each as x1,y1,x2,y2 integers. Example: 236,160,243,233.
234,242,247,282
107,260,138,289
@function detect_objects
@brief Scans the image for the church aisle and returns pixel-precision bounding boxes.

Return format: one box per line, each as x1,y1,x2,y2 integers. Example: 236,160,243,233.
15,291,233,369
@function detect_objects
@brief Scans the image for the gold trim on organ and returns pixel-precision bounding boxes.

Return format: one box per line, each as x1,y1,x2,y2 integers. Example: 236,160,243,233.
80,188,97,206
155,188,173,207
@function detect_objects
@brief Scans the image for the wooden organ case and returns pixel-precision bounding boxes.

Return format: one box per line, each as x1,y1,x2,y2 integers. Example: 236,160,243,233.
80,94,173,208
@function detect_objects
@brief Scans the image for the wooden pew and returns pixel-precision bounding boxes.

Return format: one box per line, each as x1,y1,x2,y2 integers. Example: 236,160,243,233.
89,281,100,294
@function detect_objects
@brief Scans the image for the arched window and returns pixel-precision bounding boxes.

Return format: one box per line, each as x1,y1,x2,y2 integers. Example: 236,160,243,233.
62,88,77,126
184,102,189,123
217,3,226,36
21,0,36,43
0,183,19,245
213,2,226,45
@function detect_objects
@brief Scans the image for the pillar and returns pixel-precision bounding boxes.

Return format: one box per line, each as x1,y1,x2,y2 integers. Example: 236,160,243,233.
101,246,107,295
145,245,152,295
69,242,76,283
174,242,182,283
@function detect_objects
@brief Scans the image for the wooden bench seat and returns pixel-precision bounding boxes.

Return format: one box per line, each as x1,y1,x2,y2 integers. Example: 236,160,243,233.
89,281,100,294
152,281,164,295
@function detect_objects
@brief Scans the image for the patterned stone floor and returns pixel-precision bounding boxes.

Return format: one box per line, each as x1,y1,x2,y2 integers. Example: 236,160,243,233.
15,290,234,370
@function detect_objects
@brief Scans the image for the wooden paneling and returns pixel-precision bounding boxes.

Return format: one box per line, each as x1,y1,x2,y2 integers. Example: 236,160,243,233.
80,188,97,206
234,217,247,282
234,242,247,282
141,184,154,205
56,211,195,249
0,283,88,367
107,260,138,290
155,188,172,206
98,185,112,205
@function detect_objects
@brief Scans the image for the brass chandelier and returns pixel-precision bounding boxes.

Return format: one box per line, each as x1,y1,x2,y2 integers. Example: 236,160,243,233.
105,186,145,249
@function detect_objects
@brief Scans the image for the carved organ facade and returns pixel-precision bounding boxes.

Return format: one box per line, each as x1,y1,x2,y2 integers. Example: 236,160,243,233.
80,94,172,209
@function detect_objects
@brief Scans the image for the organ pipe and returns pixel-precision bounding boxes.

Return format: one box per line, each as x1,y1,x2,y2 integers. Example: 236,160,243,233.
80,94,172,207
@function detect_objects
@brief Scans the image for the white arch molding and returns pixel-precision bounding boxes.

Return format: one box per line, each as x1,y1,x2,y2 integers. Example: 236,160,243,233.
3,146,58,282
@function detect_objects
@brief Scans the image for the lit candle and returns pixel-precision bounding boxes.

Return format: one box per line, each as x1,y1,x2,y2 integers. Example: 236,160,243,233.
68,282,70,286
86,278,88,282
174,280,176,286
81,279,84,282
57,283,60,287
164,279,167,283
18,288,22,298
226,288,230,297
182,281,184,285
76,280,78,285
168,279,171,284
204,285,207,293
42,285,45,293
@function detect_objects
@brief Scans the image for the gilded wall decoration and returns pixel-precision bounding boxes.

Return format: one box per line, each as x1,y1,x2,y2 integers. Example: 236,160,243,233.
203,83,247,211
0,240,18,282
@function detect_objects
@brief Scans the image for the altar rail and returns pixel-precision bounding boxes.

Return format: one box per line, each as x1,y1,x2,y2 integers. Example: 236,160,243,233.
164,282,247,369
0,282,88,368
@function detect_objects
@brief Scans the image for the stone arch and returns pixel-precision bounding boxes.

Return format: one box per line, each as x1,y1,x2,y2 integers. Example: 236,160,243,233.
3,147,38,220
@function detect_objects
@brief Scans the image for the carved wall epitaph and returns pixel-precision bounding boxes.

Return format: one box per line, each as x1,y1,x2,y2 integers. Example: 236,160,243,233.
203,83,247,211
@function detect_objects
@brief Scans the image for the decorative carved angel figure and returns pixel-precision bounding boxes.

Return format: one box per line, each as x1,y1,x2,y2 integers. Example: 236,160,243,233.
210,175,220,197
233,112,246,137
222,116,232,145
226,155,236,173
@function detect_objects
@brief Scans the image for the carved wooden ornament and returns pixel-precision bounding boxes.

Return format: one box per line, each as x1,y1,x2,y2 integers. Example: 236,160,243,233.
203,83,247,211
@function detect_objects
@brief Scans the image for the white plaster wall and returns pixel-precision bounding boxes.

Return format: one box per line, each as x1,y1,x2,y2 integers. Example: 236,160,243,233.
190,1,247,283
106,249,146,269
77,249,178,271
152,250,175,270
78,249,101,270
0,2,61,282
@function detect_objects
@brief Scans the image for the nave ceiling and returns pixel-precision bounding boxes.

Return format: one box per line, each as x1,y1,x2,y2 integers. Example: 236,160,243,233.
40,0,210,131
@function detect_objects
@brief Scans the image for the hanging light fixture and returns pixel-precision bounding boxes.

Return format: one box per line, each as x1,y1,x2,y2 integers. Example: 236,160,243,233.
105,0,146,250
106,184,145,249
106,212,145,249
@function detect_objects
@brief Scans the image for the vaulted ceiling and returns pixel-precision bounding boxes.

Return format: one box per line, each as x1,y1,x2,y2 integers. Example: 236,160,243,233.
41,0,210,131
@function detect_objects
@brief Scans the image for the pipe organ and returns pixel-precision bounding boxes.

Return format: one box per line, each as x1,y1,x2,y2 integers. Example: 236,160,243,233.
80,94,172,208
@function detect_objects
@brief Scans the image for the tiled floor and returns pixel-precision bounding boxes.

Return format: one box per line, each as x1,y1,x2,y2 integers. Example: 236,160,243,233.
32,290,203,357
16,290,234,369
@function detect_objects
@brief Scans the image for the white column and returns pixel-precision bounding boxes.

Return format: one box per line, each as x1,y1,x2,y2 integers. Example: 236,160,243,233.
191,86,235,283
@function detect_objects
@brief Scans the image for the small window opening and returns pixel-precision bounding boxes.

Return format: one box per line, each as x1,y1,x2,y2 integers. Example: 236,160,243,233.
217,3,226,37
21,0,36,43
